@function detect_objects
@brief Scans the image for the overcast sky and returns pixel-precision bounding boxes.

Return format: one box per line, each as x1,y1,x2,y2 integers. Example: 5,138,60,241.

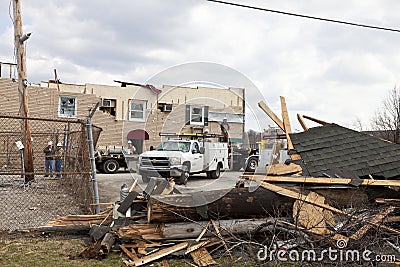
1,0,400,131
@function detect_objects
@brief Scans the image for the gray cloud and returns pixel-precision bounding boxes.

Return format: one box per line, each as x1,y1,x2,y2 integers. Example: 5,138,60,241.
1,0,400,129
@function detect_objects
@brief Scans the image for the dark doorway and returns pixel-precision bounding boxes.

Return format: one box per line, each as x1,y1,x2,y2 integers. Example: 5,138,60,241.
127,129,149,154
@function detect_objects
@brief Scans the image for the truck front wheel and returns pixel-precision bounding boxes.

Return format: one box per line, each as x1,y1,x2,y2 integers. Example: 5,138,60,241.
209,164,221,179
245,157,258,172
103,159,120,174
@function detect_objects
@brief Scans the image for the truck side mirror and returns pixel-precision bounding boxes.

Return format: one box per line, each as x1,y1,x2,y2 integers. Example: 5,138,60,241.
199,147,205,154
149,146,154,151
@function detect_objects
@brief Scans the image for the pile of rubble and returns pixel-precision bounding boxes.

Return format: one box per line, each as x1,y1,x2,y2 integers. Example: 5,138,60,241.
40,96,400,266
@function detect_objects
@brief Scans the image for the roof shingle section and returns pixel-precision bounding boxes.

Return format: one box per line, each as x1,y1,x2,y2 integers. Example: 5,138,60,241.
290,124,400,179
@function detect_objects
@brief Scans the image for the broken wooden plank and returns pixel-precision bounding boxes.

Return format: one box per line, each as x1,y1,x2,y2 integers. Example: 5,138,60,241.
190,247,217,266
211,219,232,260
186,241,210,255
297,114,309,131
350,206,395,240
280,96,301,160
266,163,302,176
384,216,400,223
258,101,285,131
196,221,211,242
376,198,400,205
243,175,400,187
132,242,189,267
260,181,400,235
120,244,139,261
303,115,328,125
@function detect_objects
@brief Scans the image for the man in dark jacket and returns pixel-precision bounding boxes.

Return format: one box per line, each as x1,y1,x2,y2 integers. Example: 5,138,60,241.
43,141,55,177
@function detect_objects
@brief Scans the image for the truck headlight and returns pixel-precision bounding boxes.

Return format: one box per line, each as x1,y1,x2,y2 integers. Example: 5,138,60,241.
170,157,181,165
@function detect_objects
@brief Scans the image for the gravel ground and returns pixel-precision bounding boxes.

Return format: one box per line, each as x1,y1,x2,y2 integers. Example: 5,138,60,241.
0,176,84,231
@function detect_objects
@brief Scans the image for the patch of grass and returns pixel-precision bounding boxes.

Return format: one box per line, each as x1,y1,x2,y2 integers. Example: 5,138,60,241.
0,235,121,267
0,234,308,267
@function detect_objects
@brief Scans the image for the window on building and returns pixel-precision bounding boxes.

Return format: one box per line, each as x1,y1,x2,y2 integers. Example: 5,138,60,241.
129,100,146,121
191,106,203,124
99,98,116,116
185,105,209,126
59,96,77,118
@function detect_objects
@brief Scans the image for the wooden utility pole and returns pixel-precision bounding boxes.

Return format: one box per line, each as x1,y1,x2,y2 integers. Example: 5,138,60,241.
13,0,34,182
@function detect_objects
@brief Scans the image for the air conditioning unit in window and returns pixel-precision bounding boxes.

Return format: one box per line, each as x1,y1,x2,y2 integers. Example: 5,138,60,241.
163,104,173,112
102,99,115,107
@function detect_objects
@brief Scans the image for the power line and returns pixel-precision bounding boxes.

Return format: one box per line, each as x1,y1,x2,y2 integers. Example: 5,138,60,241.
206,0,400,33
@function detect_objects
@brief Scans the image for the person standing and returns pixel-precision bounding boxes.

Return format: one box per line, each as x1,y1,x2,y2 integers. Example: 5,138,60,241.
220,117,230,142
43,141,55,177
55,142,64,178
126,140,137,154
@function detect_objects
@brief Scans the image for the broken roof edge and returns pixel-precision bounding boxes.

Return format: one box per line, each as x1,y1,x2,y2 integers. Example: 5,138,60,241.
292,123,399,144
113,80,162,94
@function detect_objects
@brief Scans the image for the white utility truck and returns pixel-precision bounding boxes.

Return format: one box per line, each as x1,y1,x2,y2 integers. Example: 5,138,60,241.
138,134,229,184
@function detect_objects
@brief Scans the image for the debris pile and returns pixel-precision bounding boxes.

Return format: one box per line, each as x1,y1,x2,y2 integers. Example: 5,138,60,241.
42,96,400,265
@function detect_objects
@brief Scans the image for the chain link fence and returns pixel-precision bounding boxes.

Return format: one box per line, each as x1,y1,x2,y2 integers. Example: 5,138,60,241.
0,114,101,231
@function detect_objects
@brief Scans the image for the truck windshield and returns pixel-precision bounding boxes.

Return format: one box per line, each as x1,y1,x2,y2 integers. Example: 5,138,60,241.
156,141,191,152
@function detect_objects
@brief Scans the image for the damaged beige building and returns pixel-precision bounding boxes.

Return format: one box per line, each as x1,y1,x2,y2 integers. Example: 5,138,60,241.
0,76,245,152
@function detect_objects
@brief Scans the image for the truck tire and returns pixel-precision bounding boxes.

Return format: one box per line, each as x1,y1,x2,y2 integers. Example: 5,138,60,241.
209,164,221,179
103,159,120,174
141,175,150,183
179,163,190,185
245,157,258,172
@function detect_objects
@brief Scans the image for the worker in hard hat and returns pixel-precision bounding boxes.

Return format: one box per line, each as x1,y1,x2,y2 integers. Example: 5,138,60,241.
43,140,55,177
126,140,137,154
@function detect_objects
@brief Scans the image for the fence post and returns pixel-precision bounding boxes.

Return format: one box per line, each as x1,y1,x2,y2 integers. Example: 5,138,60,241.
87,103,100,213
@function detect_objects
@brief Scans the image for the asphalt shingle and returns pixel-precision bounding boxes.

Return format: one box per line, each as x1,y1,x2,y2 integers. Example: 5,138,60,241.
290,124,400,179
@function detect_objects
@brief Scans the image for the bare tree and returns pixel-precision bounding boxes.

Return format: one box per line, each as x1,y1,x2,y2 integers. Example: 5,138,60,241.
371,87,400,143
351,117,364,131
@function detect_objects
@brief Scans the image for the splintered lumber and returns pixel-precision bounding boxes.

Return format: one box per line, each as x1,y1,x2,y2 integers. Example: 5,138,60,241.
120,244,139,261
118,218,287,240
128,242,189,267
267,163,302,176
293,192,330,235
244,175,400,187
293,191,347,243
190,247,217,266
117,224,162,240
297,114,308,131
99,233,115,255
258,101,285,131
260,182,400,235
147,187,294,223
350,206,395,240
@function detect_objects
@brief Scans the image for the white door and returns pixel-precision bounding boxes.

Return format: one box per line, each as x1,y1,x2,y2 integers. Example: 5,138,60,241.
190,142,203,172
